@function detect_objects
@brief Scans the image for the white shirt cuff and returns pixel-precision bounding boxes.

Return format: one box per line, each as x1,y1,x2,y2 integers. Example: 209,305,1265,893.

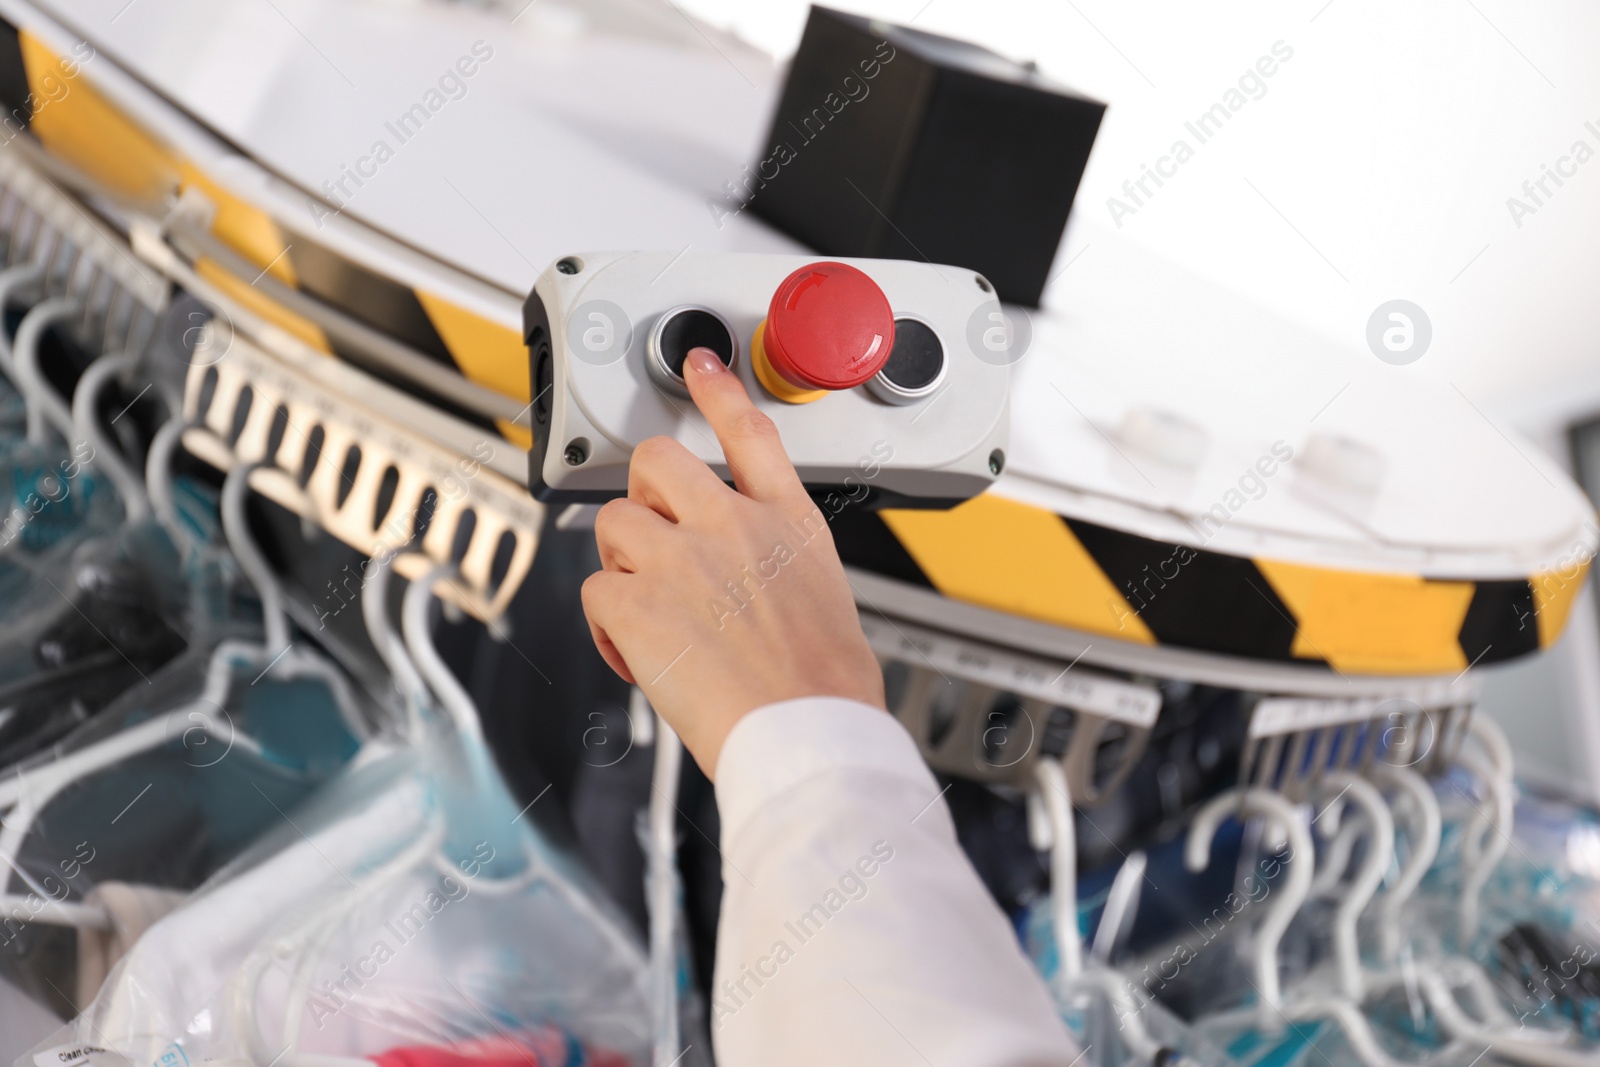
714,697,936,849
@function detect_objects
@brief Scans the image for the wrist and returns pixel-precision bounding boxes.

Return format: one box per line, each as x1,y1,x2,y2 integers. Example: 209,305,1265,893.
687,682,887,782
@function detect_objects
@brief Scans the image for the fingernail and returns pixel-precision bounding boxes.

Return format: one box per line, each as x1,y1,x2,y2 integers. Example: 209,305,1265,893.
686,347,725,376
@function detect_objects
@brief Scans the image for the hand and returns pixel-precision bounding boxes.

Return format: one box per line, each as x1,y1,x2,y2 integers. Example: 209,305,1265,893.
581,347,886,779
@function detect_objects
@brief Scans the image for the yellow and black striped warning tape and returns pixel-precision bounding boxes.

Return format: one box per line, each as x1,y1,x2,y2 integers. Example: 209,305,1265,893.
831,493,1589,676
0,23,532,448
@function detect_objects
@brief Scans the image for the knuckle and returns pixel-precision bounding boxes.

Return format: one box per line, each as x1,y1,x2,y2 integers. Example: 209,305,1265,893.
585,581,634,625
631,435,679,467
581,572,618,610
728,408,779,443
593,497,631,533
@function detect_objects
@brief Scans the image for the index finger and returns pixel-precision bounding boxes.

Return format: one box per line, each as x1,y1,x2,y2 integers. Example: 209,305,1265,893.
683,347,807,503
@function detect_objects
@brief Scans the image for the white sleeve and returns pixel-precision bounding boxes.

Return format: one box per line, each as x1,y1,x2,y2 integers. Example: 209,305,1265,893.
709,696,1078,1066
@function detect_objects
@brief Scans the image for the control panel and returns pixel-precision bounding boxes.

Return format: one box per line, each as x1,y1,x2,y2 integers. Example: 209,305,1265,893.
523,251,1012,506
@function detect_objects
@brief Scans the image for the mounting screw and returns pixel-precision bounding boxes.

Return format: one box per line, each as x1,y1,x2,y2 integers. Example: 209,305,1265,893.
988,449,1005,475
556,257,582,275
563,438,590,466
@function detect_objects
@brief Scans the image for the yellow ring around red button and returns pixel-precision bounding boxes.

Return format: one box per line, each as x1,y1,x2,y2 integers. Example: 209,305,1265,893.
750,318,828,404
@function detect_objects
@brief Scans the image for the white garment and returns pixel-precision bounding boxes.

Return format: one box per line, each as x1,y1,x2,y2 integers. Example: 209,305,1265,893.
712,697,1077,1066
76,882,189,1006
85,769,438,1062
74,754,650,1065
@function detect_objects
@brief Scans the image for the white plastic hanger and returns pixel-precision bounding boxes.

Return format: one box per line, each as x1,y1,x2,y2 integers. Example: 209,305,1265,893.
1368,764,1440,963
13,294,82,444
397,562,484,742
1034,755,1082,982
1368,764,1531,1036
5,219,99,445
1089,850,1147,967
645,689,684,1067
1454,717,1514,946
1353,751,1585,1065
1288,765,1511,1044
1030,755,1178,1065
1184,788,1312,1027
220,460,290,657
401,565,641,938
1310,772,1540,1051
1298,764,1578,1065
1313,773,1395,1001
1310,808,1370,900
358,544,427,740
0,262,44,391
1184,786,1420,1067
71,354,150,523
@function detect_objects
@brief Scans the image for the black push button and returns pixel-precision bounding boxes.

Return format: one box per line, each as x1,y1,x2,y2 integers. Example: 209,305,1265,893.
648,306,737,394
867,317,945,404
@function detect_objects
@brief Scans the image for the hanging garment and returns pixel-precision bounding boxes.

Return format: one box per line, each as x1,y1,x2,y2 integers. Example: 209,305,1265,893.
0,633,368,1010
48,655,652,1067
75,883,187,1007
55,743,651,1063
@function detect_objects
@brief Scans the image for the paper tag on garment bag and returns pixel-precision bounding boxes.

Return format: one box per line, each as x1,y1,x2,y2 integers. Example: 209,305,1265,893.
30,1045,136,1067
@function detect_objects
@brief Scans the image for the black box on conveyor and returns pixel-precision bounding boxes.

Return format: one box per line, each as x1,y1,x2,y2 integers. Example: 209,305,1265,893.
743,5,1105,308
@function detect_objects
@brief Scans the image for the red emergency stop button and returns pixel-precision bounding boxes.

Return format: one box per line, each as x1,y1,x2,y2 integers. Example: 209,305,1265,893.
751,262,895,403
